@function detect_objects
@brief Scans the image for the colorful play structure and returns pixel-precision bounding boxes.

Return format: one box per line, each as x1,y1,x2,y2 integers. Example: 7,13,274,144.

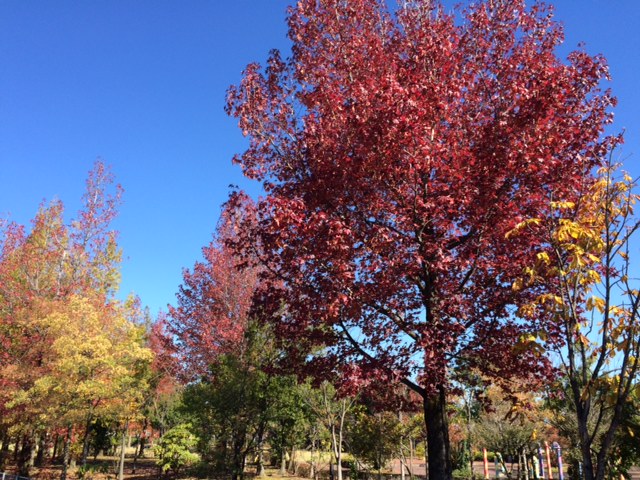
482,442,564,479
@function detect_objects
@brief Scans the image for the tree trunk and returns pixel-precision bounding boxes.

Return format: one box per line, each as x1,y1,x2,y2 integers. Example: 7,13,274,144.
310,434,317,480
133,418,148,474
28,433,38,470
399,411,405,480
280,446,287,476
288,445,297,474
255,422,266,477
423,386,452,480
409,438,415,480
118,421,128,480
60,425,72,480
13,438,19,462
0,431,9,470
35,432,47,467
331,421,344,480
576,404,595,480
133,434,145,473
232,430,246,480
81,419,92,468
52,433,59,462
17,433,34,477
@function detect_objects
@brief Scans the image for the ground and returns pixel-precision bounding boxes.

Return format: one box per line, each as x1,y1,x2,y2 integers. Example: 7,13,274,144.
388,458,640,480
8,455,640,479
6,457,160,480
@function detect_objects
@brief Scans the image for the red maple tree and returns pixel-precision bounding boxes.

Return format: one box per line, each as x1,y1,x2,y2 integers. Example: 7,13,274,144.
168,199,260,380
226,1,615,476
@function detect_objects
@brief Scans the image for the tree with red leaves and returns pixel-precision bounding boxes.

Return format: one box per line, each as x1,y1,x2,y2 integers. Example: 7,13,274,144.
226,0,616,477
168,198,259,380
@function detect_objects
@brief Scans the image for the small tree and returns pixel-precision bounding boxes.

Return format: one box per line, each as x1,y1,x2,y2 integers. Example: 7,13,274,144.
475,385,552,462
302,381,356,480
510,159,640,480
348,411,402,479
154,424,199,476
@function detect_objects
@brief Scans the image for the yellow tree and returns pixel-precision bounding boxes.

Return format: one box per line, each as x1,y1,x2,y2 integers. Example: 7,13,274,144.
8,294,152,480
508,157,640,480
0,162,150,478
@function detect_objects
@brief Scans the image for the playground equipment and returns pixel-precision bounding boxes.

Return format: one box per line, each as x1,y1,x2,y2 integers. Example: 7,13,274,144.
481,442,565,480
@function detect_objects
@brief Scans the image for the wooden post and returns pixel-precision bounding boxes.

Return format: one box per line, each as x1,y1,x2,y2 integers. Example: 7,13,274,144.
545,442,553,480
483,448,489,480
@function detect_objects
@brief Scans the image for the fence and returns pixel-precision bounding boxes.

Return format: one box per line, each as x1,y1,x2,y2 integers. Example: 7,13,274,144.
0,473,31,480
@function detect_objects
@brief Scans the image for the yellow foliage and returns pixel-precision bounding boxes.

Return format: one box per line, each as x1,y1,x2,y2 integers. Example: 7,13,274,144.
536,251,551,265
550,201,576,210
505,218,542,239
586,296,606,313
9,295,153,427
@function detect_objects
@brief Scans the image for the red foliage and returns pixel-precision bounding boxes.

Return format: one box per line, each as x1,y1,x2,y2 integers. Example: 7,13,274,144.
167,198,260,380
226,0,616,476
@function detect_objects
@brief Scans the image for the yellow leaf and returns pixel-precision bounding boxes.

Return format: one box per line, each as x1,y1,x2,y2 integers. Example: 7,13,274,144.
512,278,524,292
586,296,606,313
550,201,576,210
586,253,601,263
536,251,551,264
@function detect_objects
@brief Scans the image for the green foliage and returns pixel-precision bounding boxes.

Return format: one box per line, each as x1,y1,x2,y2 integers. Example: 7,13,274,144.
613,397,640,475
348,410,402,471
175,320,315,478
452,468,473,480
153,423,199,475
76,463,110,480
267,375,310,468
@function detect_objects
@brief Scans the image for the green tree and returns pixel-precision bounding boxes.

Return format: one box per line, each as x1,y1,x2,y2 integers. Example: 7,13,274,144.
267,375,309,476
154,423,199,476
302,381,356,480
348,410,402,480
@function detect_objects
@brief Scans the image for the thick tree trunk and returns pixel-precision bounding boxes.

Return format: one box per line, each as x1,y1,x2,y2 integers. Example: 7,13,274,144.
575,400,595,480
423,386,452,480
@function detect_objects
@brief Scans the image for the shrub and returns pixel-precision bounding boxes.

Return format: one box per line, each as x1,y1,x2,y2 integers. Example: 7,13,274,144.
153,423,200,475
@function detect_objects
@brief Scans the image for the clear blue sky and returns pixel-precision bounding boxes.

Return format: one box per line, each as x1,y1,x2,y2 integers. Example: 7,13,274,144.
1,1,638,315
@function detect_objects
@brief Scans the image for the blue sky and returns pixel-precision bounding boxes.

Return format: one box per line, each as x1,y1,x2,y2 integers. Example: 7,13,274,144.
1,1,638,315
